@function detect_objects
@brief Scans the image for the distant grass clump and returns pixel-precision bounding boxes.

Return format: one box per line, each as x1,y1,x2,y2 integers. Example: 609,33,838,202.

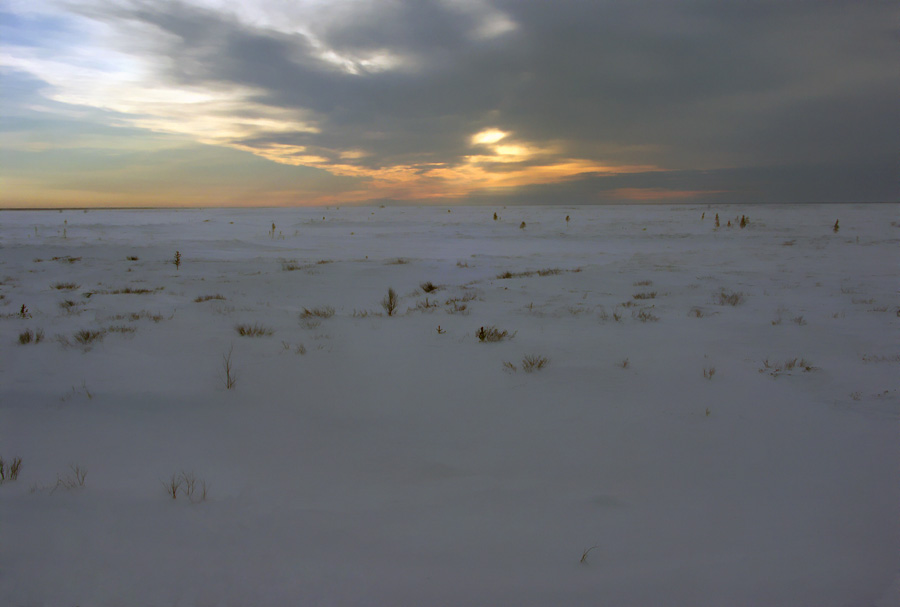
74,329,105,346
633,308,659,322
476,325,513,342
126,255,139,261
521,354,549,373
411,298,440,312
301,306,335,319
760,357,816,377
52,282,80,291
235,323,273,337
717,289,745,306
59,299,84,313
0,456,23,483
194,294,226,303
18,329,44,344
632,291,657,300
420,281,440,293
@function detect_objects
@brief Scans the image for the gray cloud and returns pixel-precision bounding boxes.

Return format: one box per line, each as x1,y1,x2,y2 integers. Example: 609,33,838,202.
8,0,899,202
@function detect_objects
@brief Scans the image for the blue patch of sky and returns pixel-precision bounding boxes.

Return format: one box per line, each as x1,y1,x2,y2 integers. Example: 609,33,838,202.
0,9,78,49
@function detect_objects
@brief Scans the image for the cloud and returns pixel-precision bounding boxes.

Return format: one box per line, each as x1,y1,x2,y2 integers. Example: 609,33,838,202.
1,0,897,205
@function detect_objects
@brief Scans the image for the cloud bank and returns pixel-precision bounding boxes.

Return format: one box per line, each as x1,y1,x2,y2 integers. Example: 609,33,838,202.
1,0,897,206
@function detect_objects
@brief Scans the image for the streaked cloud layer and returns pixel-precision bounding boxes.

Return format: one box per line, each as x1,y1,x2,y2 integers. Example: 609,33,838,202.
1,0,897,206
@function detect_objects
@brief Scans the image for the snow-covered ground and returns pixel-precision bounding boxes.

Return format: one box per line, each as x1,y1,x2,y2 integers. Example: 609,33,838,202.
1,204,898,606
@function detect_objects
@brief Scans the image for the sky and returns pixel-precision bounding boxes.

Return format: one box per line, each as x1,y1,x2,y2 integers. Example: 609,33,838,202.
1,0,897,208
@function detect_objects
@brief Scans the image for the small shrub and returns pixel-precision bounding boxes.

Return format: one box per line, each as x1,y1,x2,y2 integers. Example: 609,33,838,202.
235,323,273,337
521,355,549,373
173,471,209,503
420,281,439,293
792,316,807,326
51,464,87,492
519,221,526,229
173,251,181,269
476,325,512,342
833,219,839,233
223,345,237,389
381,288,399,316
126,255,139,261
300,306,335,319
52,282,80,291
163,473,182,499
717,289,745,306
194,294,226,302
703,366,716,380
18,329,44,344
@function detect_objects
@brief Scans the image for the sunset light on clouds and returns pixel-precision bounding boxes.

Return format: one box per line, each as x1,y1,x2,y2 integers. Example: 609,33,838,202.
1,0,896,207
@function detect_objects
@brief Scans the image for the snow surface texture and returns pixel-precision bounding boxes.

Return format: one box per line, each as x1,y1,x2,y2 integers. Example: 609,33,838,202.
1,204,898,606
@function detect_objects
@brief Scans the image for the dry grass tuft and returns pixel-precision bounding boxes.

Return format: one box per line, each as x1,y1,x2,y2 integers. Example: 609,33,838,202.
0,456,23,483
521,354,549,373
760,357,816,377
281,260,304,271
632,291,657,300
194,294,226,302
633,308,659,322
18,329,44,344
496,267,567,280
420,281,440,293
74,329,105,346
476,325,512,342
717,289,745,306
52,282,80,291
300,306,335,319
235,323,273,337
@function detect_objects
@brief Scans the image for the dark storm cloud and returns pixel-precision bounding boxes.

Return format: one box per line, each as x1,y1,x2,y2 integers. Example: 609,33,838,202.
86,0,900,199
